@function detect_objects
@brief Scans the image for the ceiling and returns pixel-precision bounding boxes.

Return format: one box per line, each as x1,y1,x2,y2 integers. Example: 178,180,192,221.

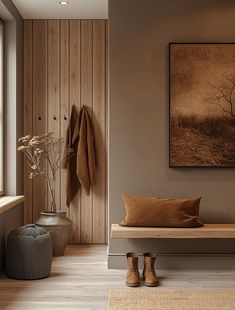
12,0,108,19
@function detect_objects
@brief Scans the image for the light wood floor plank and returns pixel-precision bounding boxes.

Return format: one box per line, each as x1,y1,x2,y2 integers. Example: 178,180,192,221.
1,245,235,309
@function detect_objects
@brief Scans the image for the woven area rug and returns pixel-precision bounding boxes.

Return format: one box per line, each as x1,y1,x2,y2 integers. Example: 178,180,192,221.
108,289,235,310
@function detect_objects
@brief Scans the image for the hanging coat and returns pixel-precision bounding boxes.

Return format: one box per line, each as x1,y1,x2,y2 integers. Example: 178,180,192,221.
76,105,96,195
62,104,80,207
62,104,96,207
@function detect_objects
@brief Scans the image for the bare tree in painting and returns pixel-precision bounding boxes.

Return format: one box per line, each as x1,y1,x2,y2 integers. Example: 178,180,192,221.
207,73,235,117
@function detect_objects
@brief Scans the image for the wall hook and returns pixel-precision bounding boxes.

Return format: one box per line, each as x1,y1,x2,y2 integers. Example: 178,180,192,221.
38,116,41,120
64,116,67,120
53,116,57,120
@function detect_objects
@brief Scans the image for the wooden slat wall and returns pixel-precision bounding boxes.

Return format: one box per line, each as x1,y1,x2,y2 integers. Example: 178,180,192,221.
23,20,33,224
32,20,48,222
48,20,60,211
80,20,93,243
60,20,69,214
23,20,108,244
69,20,81,243
93,21,107,243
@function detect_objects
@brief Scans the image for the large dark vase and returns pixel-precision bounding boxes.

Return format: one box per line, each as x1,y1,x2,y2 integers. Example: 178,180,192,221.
36,211,72,256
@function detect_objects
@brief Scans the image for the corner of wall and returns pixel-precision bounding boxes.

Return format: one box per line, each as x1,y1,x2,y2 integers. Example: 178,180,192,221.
1,0,23,195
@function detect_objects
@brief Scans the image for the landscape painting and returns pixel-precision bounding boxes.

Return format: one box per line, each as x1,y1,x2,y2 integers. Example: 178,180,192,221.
169,43,235,167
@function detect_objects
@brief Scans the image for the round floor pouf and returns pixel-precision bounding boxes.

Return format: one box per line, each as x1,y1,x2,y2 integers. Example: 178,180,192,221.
6,224,52,280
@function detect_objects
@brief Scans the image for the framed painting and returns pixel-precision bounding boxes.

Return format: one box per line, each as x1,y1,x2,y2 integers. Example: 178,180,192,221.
169,43,235,168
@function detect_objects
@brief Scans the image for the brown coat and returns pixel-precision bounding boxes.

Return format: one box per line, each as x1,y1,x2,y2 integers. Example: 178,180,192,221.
77,106,96,194
62,105,96,207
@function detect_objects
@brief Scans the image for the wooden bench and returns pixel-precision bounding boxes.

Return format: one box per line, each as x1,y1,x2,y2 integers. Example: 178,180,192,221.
111,224,235,239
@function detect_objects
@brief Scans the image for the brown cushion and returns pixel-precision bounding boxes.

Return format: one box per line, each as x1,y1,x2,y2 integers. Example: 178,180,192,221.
120,194,203,227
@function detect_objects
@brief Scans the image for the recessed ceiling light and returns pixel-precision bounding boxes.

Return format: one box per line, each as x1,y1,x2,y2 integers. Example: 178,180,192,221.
59,1,69,5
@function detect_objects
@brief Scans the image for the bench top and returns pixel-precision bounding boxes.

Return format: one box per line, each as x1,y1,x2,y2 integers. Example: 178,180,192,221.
111,224,235,239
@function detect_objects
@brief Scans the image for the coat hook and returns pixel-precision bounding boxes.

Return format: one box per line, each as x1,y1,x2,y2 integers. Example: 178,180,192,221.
53,116,57,120
64,116,67,120
38,116,41,120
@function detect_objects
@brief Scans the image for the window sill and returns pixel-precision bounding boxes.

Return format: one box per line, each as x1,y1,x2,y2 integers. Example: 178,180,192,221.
0,195,24,215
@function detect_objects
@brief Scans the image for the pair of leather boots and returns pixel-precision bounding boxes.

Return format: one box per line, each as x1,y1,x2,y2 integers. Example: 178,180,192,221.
126,252,159,287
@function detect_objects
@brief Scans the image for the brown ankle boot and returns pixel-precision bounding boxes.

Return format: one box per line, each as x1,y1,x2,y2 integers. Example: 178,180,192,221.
126,252,140,287
143,252,159,287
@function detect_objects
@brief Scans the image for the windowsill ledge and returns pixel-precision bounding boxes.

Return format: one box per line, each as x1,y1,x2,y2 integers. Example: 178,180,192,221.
0,195,24,215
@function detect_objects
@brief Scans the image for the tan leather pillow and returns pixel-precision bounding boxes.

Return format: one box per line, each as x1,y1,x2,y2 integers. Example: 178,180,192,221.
120,194,203,227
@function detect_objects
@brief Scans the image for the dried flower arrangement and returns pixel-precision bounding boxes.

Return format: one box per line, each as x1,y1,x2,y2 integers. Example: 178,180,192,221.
18,132,64,213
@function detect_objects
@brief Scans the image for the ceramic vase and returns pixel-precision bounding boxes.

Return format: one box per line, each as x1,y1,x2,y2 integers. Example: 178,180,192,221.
36,211,72,256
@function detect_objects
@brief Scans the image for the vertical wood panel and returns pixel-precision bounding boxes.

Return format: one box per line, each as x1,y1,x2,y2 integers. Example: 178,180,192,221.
92,20,106,243
80,20,93,243
48,20,61,211
69,20,81,243
32,20,48,221
60,20,69,213
24,19,107,243
23,20,33,224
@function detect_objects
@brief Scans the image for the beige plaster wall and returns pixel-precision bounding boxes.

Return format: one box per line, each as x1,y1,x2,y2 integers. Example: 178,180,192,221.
108,0,235,268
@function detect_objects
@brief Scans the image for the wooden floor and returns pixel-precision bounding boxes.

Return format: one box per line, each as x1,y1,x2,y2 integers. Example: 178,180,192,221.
1,245,235,309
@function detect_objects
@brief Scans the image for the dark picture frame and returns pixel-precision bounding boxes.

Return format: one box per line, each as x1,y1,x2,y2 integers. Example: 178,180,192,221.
169,43,235,168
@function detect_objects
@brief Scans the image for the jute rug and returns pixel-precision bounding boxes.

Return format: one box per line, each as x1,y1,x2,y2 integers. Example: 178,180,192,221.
108,289,235,310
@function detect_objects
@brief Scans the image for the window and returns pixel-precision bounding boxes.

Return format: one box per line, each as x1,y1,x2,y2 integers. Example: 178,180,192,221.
0,21,3,194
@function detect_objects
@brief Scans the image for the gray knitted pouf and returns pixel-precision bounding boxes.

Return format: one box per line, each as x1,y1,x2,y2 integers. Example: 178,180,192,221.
6,224,52,280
